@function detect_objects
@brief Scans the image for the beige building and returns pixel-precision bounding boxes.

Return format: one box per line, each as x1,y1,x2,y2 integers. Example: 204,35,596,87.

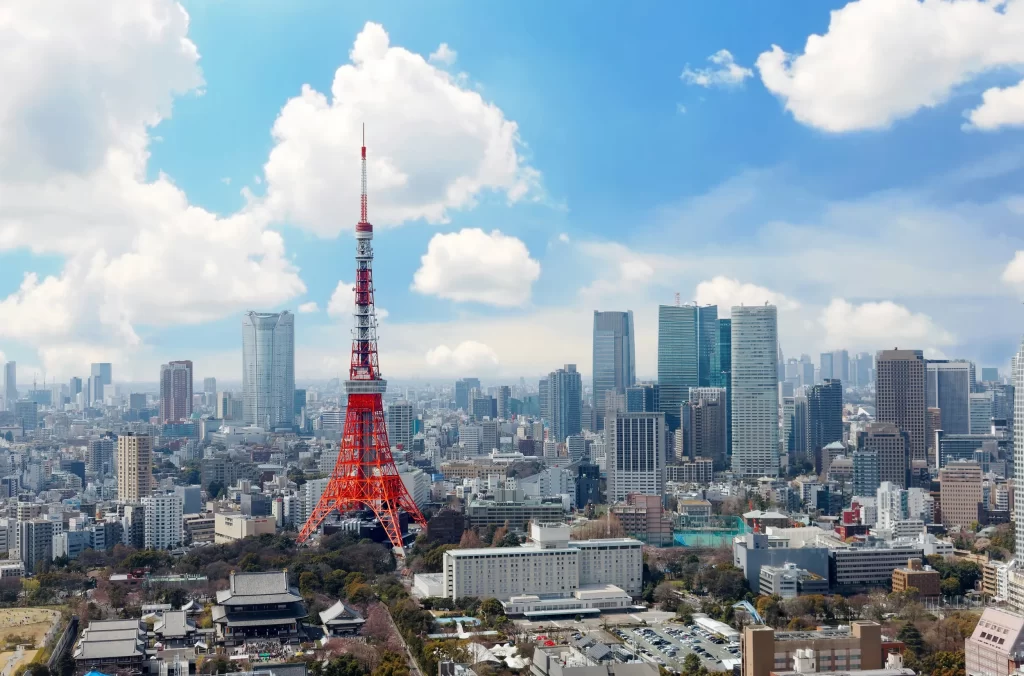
742,622,882,676
610,494,673,546
940,460,983,529
117,433,153,502
966,607,1024,676
892,558,940,599
439,461,507,482
856,422,910,489
875,350,926,466
183,513,215,543
214,513,276,544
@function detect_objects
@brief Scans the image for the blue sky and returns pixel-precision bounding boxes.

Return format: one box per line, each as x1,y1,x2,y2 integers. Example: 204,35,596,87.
3,0,1024,386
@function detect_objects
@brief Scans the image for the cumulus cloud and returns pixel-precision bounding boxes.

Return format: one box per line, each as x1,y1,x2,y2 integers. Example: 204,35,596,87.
756,0,1024,132
694,277,800,316
966,79,1024,131
425,340,499,373
326,280,388,321
1002,251,1024,287
558,233,570,243
0,0,307,377
681,50,753,88
297,302,319,313
428,43,457,66
411,228,541,306
819,298,955,350
262,22,539,237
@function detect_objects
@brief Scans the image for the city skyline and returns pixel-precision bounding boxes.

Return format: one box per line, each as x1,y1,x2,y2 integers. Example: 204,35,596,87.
3,1,1024,382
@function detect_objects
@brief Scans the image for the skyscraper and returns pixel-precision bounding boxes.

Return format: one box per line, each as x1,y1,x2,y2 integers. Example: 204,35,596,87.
626,383,659,413
496,385,511,419
607,411,666,502
685,387,727,469
857,423,910,489
819,353,834,382
69,377,82,401
3,361,15,411
1014,337,1024,556
454,379,475,411
242,311,295,430
807,379,843,472
203,377,217,395
876,349,926,466
117,433,153,502
657,304,719,431
538,377,549,420
926,360,974,435
720,318,732,456
832,350,850,383
90,363,112,403
592,311,636,431
160,360,194,423
969,391,994,435
730,305,779,477
548,364,582,442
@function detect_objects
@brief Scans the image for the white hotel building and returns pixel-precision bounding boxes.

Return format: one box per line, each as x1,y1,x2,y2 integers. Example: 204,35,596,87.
415,523,642,615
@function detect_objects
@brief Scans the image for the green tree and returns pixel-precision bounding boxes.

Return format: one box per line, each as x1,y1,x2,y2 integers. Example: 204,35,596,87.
372,651,410,676
897,622,925,656
479,597,503,617
299,571,319,596
207,480,225,498
681,653,701,676
3,432,12,443
323,654,364,676
940,577,962,598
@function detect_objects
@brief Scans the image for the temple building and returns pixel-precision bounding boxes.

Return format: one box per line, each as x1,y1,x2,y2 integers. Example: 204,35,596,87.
212,571,307,645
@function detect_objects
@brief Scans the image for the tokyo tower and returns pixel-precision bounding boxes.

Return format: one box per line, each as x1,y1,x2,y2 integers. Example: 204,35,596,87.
297,129,427,553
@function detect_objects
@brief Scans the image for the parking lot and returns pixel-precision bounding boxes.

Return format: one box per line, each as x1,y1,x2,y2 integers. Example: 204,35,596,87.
609,622,741,673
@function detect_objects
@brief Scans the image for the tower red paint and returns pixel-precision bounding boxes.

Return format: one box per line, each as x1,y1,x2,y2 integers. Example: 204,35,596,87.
297,129,427,553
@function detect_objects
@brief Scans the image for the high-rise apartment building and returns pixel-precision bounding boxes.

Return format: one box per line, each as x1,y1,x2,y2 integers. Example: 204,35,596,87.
876,349,926,466
386,401,414,451
117,433,153,502
939,461,983,529
592,311,636,431
807,379,843,472
856,422,910,489
657,305,719,431
548,364,582,442
926,360,974,435
607,411,666,502
159,360,194,423
793,396,808,465
87,437,115,477
3,362,15,411
242,311,295,430
684,387,727,469
1014,336,1024,557
852,449,880,497
143,494,184,549
730,305,779,477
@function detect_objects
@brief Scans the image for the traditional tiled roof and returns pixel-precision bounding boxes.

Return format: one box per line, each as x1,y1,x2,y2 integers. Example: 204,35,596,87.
216,571,302,606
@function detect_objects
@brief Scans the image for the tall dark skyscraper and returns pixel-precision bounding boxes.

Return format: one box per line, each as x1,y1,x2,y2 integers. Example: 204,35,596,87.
548,364,582,442
592,310,636,431
806,379,843,472
159,360,193,423
876,349,926,466
626,383,659,413
657,304,719,431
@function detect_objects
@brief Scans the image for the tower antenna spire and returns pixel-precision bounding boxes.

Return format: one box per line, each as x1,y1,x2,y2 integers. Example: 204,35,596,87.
360,123,368,225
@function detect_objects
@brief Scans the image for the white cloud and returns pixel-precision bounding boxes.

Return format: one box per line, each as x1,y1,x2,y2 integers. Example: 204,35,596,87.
424,341,499,373
681,50,753,88
819,298,955,350
694,277,800,316
756,0,1024,132
220,177,231,185
1002,251,1024,287
966,79,1024,131
558,233,570,243
297,301,319,313
326,280,388,321
411,228,541,306
0,0,306,378
262,22,539,237
428,43,457,66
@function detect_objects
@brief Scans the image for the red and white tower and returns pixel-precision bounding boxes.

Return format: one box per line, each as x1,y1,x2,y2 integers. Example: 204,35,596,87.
297,129,427,553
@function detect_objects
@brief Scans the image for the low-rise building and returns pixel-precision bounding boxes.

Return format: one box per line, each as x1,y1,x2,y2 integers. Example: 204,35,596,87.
184,513,215,543
665,458,713,484
154,610,197,648
212,570,308,645
214,513,276,544
827,542,924,590
502,584,634,618
466,498,566,529
759,563,829,599
742,622,883,676
73,619,147,673
532,645,659,676
733,532,829,590
891,558,940,599
610,494,673,546
319,600,365,636
677,499,713,527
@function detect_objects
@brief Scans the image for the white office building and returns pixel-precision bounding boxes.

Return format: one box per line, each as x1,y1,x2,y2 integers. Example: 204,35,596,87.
432,522,642,602
730,305,780,477
241,311,295,430
387,401,415,451
142,494,184,550
607,411,666,503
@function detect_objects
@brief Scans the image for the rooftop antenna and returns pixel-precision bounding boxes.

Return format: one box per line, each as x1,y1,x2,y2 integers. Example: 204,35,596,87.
674,292,681,307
